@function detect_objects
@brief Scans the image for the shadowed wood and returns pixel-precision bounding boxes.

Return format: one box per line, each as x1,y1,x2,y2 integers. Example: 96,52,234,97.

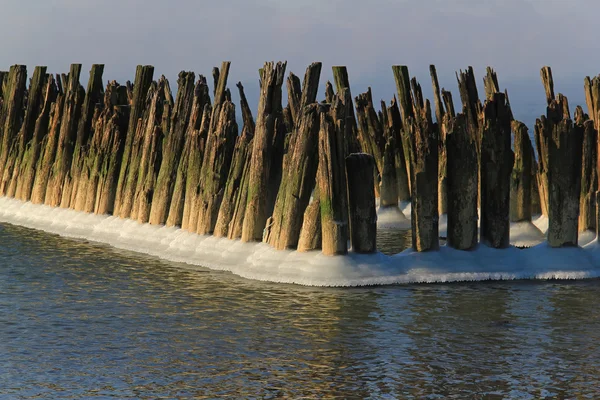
446,113,478,250
346,153,377,253
386,97,410,201
480,92,514,248
542,95,583,247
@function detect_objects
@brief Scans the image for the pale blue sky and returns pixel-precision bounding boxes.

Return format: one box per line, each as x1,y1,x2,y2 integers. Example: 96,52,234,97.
1,0,597,124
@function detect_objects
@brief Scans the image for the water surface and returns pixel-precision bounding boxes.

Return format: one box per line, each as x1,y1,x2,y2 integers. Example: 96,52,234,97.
1,224,599,398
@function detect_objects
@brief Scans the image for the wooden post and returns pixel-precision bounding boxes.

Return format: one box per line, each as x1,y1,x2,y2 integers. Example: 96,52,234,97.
584,76,600,241
354,88,384,171
118,113,150,218
456,67,483,211
579,117,597,232
346,153,377,253
396,72,439,252
318,103,349,255
584,75,600,131
530,158,542,215
392,65,416,193
195,100,238,235
213,82,255,238
430,65,447,215
67,64,105,209
483,67,500,100
113,65,154,216
241,61,287,242
534,121,550,216
391,66,414,122
5,66,47,198
534,66,556,218
0,70,7,99
166,75,212,227
183,104,211,231
266,103,320,249
149,71,197,225
132,127,162,224
89,86,130,215
121,78,163,219
583,76,600,234
266,63,322,246
324,81,335,104
331,66,360,153
297,188,322,252
446,113,478,250
226,138,252,240
16,74,58,201
130,80,169,222
31,93,64,204
510,121,533,222
286,72,302,127
442,89,456,118
386,97,410,202
45,64,83,207
354,88,384,198
456,66,482,142
379,126,398,207
540,66,555,106
543,96,584,247
0,65,27,186
480,92,514,248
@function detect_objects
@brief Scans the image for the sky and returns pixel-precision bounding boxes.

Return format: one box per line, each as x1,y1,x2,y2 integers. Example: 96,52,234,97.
1,0,598,125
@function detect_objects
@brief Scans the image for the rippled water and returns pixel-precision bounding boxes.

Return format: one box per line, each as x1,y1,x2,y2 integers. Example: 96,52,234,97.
1,223,600,398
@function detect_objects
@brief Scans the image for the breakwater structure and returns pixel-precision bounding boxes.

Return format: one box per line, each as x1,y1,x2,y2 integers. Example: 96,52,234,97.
1,61,600,286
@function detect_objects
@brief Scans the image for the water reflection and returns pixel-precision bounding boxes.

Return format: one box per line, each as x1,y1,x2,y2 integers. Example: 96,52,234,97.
1,223,600,398
377,228,412,255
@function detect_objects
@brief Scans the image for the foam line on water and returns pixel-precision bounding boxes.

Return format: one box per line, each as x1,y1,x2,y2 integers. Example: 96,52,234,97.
0,196,599,287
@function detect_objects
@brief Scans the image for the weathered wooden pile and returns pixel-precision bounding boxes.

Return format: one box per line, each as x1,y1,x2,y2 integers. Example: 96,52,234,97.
0,62,597,257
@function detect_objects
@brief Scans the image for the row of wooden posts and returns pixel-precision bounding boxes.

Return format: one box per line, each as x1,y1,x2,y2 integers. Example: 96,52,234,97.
0,62,597,256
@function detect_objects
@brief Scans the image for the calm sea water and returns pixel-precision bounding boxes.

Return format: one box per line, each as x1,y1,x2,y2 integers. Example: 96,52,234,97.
1,224,599,399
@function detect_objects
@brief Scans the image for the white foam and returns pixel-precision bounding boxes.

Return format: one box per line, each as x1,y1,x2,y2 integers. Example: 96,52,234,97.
399,200,411,218
579,230,597,247
510,221,545,247
377,206,410,229
533,214,549,234
1,196,599,287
